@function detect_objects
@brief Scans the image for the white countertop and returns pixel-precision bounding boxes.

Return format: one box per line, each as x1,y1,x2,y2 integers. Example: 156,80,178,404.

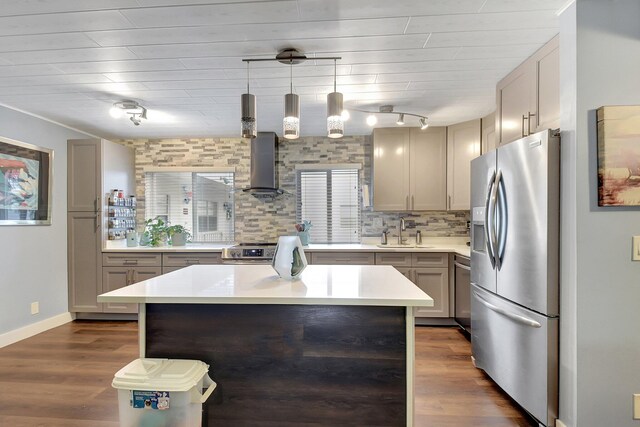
103,237,470,257
97,264,433,307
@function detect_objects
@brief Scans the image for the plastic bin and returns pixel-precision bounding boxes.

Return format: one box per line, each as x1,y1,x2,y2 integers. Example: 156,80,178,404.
112,358,216,427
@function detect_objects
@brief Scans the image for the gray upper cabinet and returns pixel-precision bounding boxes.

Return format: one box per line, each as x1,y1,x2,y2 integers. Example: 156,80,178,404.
481,112,496,154
496,35,559,146
446,119,481,211
68,139,101,212
373,127,446,211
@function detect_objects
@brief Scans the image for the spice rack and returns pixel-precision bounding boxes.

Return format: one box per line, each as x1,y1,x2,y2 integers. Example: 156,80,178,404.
107,190,137,240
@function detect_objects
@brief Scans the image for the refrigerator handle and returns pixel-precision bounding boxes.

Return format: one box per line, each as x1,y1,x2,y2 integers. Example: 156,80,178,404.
496,171,508,270
484,171,496,269
473,291,542,328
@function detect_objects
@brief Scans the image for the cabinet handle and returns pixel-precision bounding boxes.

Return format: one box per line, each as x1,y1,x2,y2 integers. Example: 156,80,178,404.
521,114,527,137
527,112,536,135
125,270,131,286
186,259,200,265
123,260,138,266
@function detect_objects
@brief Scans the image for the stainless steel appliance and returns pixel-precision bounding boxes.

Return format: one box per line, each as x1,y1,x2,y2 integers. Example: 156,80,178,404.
470,129,559,427
221,243,276,264
453,254,471,334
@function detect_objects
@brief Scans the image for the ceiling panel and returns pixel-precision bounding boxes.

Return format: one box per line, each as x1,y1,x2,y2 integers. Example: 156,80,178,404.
349,58,520,74
0,0,135,16
0,33,99,53
0,47,139,65
426,29,559,48
405,10,559,33
0,64,64,77
52,59,187,74
297,0,484,20
455,43,544,60
120,1,300,27
85,18,408,47
103,69,228,82
375,70,505,83
479,0,568,13
128,34,430,59
0,11,133,36
0,74,113,88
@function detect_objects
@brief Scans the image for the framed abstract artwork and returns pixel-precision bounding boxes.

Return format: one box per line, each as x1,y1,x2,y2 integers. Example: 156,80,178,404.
597,106,640,206
0,136,53,225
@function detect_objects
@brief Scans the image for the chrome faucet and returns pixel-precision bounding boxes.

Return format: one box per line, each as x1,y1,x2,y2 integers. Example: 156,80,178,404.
398,217,407,245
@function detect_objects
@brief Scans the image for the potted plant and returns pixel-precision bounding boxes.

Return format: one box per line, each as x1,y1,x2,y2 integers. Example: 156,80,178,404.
167,224,191,246
141,217,169,247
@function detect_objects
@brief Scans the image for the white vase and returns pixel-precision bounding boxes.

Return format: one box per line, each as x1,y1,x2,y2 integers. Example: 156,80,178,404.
272,236,308,279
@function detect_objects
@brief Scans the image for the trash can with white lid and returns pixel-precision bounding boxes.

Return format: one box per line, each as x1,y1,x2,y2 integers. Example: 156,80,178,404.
112,358,216,427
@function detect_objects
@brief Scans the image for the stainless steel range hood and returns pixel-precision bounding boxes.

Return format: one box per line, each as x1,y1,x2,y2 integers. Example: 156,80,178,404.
242,131,284,196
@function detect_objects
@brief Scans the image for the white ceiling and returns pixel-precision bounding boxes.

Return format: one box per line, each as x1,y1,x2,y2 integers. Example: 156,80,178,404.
0,0,566,139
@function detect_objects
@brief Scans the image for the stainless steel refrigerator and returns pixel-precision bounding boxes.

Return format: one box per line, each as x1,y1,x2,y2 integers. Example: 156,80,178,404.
470,129,559,427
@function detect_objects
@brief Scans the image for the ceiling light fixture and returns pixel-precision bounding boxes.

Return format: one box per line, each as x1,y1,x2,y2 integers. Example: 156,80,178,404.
327,59,344,139
357,105,428,129
241,62,257,139
110,100,147,126
283,62,300,139
242,49,342,139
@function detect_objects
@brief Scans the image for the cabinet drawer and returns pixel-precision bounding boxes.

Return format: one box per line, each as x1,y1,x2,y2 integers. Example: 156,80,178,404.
102,253,162,267
311,252,375,265
412,252,448,268
162,253,221,267
375,252,412,267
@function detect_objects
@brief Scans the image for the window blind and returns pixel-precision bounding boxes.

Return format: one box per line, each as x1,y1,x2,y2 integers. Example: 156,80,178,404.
296,168,360,243
144,171,234,243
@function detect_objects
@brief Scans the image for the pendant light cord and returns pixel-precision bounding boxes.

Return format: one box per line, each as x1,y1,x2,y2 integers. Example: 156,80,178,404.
333,59,337,92
246,62,250,93
290,61,293,93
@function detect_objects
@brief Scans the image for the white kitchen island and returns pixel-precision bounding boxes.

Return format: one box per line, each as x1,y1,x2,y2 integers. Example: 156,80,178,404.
98,264,432,427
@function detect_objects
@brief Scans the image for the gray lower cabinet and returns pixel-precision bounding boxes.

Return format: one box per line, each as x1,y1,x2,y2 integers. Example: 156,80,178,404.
102,266,162,313
68,212,103,312
310,252,375,265
372,251,450,318
412,267,449,317
161,253,221,274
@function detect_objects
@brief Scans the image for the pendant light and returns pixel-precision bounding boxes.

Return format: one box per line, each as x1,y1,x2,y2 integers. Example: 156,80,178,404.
327,59,344,139
241,62,257,138
283,62,300,139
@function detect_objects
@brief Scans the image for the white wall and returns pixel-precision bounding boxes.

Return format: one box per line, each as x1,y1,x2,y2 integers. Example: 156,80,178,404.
560,1,640,425
0,105,89,335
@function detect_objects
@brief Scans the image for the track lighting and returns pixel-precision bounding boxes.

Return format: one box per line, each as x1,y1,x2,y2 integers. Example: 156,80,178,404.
357,105,428,129
110,100,147,126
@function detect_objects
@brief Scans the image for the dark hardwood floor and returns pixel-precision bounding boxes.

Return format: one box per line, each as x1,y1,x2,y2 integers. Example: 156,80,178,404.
0,321,535,426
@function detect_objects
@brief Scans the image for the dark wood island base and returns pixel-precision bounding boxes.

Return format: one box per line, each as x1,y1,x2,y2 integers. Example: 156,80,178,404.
144,304,408,426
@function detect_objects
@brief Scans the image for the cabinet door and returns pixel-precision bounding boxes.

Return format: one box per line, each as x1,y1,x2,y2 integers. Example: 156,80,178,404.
372,128,410,211
535,35,560,132
102,268,134,313
481,112,496,154
413,267,449,317
311,252,375,265
395,267,412,280
410,127,447,210
162,253,221,267
68,212,102,312
496,61,536,145
68,139,101,212
133,267,162,283
447,119,481,211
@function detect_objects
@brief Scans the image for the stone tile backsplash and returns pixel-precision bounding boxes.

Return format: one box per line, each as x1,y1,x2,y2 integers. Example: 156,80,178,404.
118,135,469,242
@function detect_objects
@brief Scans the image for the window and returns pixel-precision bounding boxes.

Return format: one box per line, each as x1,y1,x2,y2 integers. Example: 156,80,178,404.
296,166,361,243
145,169,234,243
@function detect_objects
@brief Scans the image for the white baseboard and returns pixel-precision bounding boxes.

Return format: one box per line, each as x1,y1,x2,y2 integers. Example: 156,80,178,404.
0,312,75,348
556,419,568,427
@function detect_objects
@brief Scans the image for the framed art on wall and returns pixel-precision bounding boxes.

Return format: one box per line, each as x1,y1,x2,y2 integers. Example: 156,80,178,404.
0,136,53,225
597,106,640,206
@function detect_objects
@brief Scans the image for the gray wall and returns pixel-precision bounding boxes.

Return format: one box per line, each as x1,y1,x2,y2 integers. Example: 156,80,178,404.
560,1,640,425
0,105,88,335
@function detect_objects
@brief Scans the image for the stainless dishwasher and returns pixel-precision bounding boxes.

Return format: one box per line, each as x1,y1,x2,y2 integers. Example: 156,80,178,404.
454,254,471,334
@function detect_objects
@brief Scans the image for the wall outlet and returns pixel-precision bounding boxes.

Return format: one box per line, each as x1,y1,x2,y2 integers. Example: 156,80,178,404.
30,301,39,315
634,394,640,419
633,236,640,261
